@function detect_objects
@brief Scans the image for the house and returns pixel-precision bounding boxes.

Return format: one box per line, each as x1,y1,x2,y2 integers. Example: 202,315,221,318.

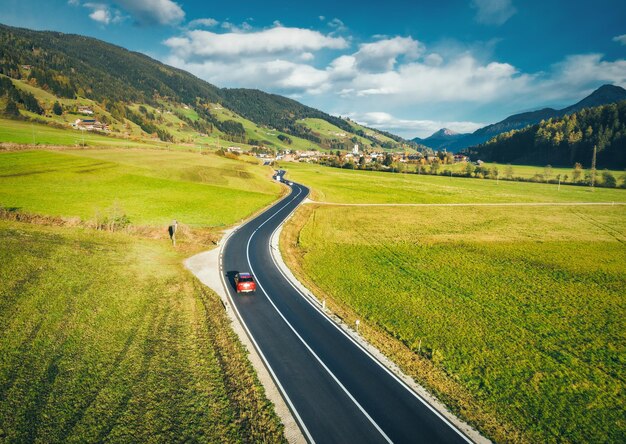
77,106,94,115
454,154,469,163
406,154,423,161
72,119,108,132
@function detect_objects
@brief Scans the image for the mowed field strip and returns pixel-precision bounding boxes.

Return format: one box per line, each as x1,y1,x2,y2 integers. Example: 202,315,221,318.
280,162,626,443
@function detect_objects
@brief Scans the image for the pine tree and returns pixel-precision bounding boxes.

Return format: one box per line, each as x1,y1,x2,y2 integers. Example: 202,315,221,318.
4,99,20,117
53,101,63,115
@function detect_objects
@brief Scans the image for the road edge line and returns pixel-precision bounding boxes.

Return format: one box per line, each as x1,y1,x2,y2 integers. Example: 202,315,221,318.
184,188,309,444
268,197,490,444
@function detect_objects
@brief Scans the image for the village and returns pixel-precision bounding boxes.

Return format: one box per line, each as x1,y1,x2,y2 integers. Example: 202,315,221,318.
227,143,470,169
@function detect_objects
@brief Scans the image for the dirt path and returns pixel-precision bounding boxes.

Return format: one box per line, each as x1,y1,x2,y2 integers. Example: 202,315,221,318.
305,198,625,207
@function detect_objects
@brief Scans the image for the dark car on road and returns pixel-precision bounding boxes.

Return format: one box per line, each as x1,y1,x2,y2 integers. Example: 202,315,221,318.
234,272,257,293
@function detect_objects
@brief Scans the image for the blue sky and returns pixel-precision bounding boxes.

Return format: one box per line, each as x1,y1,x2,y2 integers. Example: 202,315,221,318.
3,0,626,137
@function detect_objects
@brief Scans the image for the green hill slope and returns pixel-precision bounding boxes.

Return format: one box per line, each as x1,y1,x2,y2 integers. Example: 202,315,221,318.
0,23,408,151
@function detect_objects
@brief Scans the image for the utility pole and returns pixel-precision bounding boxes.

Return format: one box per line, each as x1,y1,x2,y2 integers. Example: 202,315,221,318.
590,144,597,190
31,124,35,145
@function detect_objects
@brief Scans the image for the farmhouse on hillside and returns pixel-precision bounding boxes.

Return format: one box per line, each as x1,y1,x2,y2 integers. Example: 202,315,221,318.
72,119,108,132
77,106,94,115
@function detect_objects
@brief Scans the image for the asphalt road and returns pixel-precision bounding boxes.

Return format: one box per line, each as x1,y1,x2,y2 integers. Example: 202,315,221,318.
221,180,472,444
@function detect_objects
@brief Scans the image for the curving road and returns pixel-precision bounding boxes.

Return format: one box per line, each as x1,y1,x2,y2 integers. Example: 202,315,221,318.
220,180,472,444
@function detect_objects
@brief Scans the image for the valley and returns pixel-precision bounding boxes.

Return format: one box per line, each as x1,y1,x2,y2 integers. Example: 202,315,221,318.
1,15,625,444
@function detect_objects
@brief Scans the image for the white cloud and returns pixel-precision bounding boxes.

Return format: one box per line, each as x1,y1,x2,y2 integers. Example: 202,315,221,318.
160,23,626,138
114,0,184,25
222,21,253,32
164,55,331,94
549,54,626,92
613,34,626,45
164,26,348,59
299,52,315,61
83,2,124,25
187,18,218,28
471,0,516,25
89,7,110,24
354,36,423,72
328,18,347,33
424,53,443,66
334,52,532,104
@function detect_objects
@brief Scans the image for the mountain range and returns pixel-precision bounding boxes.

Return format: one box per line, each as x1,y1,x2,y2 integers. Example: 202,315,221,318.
413,84,626,152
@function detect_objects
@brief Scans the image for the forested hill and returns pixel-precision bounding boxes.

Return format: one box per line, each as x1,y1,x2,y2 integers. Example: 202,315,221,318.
468,101,626,169
0,23,406,148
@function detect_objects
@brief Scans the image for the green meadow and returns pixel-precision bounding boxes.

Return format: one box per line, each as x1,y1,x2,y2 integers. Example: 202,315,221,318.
281,164,626,443
279,161,626,204
297,118,374,149
0,220,285,443
432,160,624,182
0,149,281,226
0,147,286,442
0,118,155,148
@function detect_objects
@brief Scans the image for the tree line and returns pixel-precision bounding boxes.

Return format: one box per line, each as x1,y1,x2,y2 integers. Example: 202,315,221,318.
468,101,626,169
0,75,43,116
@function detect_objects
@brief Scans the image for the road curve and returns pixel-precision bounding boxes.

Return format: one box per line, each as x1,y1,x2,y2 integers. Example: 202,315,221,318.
221,181,472,444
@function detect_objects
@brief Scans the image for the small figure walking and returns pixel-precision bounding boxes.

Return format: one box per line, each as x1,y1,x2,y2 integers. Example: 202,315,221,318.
168,220,178,246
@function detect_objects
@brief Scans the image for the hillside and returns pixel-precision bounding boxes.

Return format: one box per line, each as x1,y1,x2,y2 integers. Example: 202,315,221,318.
414,85,626,152
468,100,626,168
0,23,407,152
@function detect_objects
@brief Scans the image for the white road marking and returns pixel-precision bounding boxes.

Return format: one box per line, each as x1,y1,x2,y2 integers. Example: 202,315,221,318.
268,185,474,443
219,188,315,444
246,185,393,444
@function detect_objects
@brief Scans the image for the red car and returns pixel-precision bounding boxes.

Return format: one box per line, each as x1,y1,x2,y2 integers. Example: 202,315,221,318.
235,272,257,293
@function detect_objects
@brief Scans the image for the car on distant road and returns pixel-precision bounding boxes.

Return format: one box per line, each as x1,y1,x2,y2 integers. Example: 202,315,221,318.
234,272,257,293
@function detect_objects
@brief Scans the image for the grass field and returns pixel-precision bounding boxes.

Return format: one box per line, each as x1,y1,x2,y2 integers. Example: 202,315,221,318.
0,118,155,148
280,164,626,442
282,203,626,443
0,145,287,442
0,220,285,443
431,160,624,182
0,149,281,227
297,118,374,149
279,161,626,204
344,119,400,146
